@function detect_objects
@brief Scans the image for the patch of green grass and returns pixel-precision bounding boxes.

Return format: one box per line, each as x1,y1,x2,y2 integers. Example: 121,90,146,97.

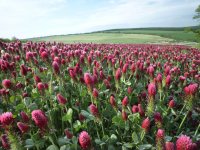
98,30,197,42
30,33,173,44
27,27,200,45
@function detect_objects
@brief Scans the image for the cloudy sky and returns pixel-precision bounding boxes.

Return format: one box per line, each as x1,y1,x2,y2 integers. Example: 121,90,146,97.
0,0,199,39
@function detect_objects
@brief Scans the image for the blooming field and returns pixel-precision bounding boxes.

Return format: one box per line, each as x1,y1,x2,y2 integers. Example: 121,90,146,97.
0,41,199,150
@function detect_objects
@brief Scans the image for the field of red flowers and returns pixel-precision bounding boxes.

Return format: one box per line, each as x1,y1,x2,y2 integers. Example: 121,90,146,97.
0,41,199,150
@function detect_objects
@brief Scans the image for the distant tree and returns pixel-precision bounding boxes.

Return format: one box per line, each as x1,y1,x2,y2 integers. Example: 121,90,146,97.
192,5,200,45
193,5,200,21
11,36,18,41
0,38,11,43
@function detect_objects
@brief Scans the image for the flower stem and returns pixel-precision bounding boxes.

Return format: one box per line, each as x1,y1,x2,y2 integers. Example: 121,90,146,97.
30,133,39,150
194,123,200,137
140,130,145,142
180,103,186,115
175,103,186,121
128,74,132,81
178,111,189,134
101,121,105,137
159,92,162,102
95,122,100,139
61,107,64,134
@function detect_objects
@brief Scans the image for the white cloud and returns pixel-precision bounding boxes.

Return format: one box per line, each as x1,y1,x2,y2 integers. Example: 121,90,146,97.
79,0,199,31
0,0,69,38
0,0,199,39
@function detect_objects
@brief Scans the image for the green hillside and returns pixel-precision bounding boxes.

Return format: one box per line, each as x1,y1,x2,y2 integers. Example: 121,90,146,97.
27,26,199,44
30,33,174,44
96,27,199,42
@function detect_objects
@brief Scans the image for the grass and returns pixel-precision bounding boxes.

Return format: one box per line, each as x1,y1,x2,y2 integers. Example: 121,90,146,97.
28,27,200,45
30,33,174,44
99,30,197,42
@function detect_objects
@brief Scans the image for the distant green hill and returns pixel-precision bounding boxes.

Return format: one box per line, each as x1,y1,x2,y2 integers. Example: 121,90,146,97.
29,33,175,44
26,26,200,45
95,26,200,42
99,26,200,32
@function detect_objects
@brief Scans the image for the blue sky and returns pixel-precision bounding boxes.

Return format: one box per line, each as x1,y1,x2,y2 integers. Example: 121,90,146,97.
0,0,199,39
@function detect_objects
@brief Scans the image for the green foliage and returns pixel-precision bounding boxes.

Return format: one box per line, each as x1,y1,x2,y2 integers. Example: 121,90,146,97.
27,27,199,44
46,145,59,150
0,38,11,43
191,4,200,45
62,108,73,123
193,5,200,20
7,131,24,150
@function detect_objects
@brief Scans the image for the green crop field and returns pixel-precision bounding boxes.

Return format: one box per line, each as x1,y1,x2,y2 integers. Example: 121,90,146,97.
99,29,197,42
27,27,199,45
30,33,174,44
